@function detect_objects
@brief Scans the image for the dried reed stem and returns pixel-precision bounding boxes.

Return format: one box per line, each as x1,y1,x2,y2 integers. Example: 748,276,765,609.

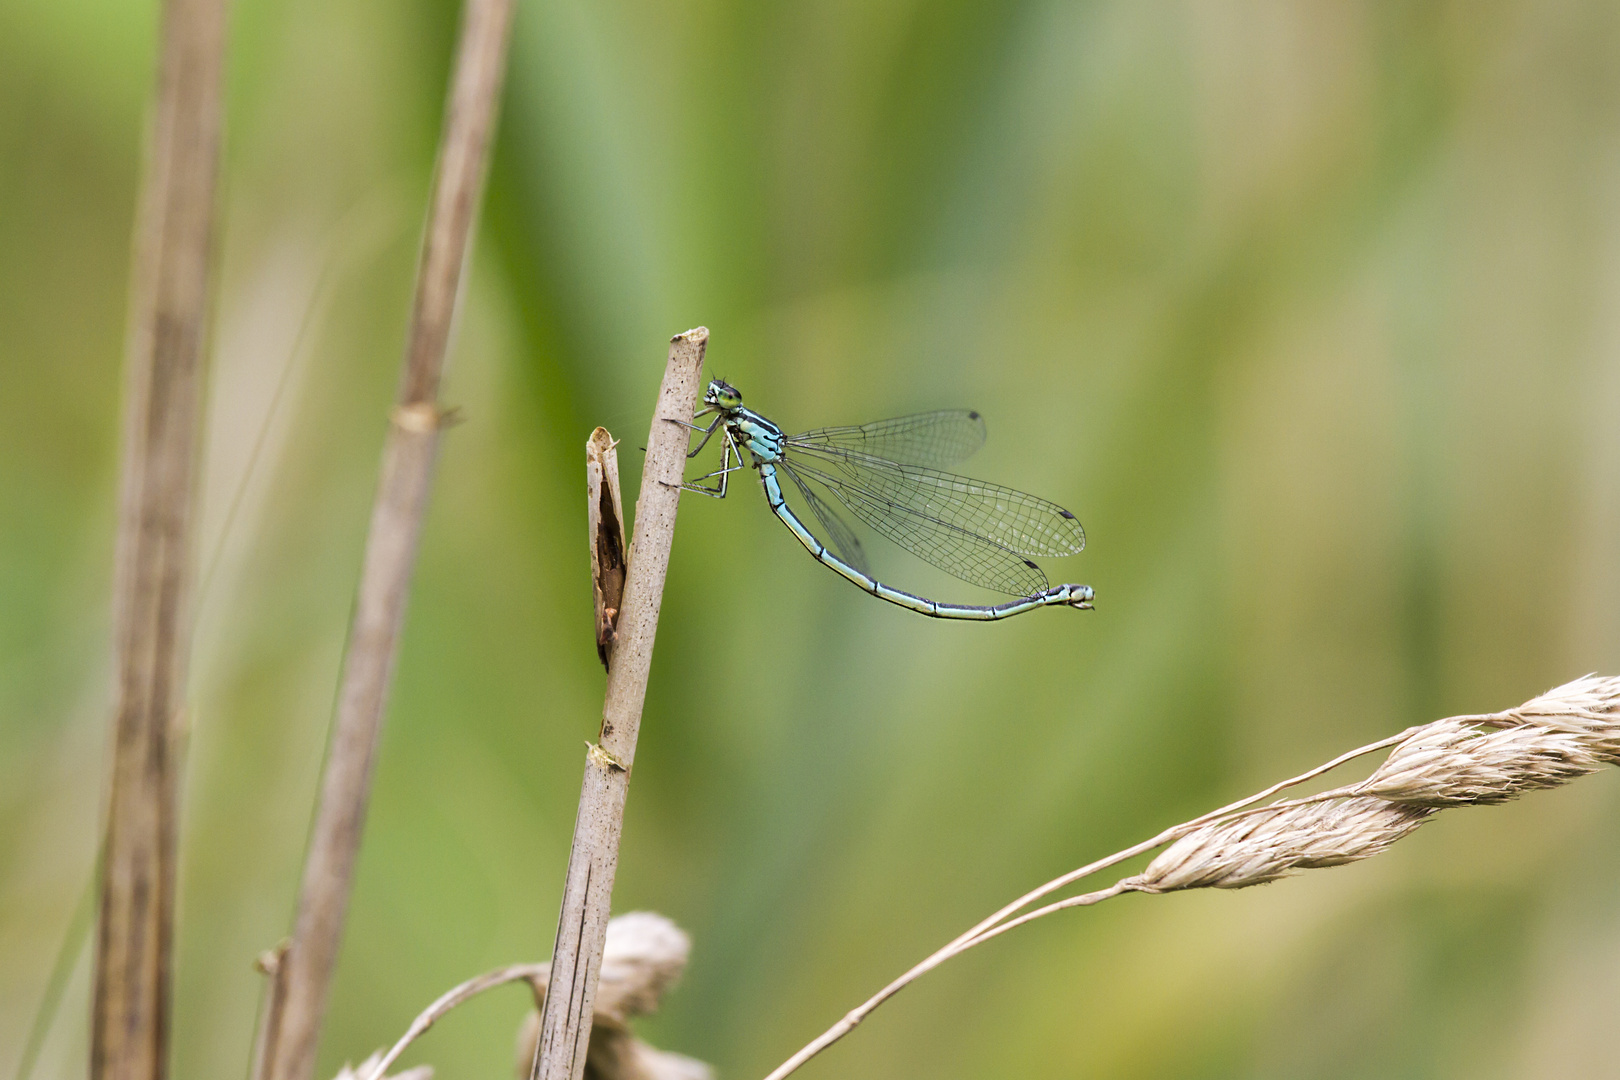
93,0,227,1077
254,3,516,1079
760,674,1620,1080
530,329,709,1080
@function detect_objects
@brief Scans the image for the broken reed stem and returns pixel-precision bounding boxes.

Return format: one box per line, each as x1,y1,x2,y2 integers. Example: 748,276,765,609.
254,3,516,1079
93,0,227,1078
530,328,709,1080
760,675,1620,1080
587,429,628,669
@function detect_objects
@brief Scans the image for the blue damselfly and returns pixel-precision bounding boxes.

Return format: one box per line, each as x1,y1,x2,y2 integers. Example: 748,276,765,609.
675,379,1093,620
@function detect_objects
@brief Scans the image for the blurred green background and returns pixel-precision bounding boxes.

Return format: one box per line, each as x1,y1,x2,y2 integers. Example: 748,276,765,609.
5,0,1620,1077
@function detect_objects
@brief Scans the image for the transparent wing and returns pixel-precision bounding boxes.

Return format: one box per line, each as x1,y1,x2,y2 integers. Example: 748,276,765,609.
785,443,1084,557
782,454,1079,597
780,462,870,576
788,410,987,469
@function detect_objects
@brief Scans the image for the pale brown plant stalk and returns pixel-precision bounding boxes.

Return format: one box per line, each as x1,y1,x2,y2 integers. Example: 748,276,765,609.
93,0,227,1077
530,329,708,1080
254,3,516,1079
761,674,1620,1080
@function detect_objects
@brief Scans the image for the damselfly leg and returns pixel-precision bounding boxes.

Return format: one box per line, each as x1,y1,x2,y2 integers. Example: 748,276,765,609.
678,428,741,498
663,408,725,458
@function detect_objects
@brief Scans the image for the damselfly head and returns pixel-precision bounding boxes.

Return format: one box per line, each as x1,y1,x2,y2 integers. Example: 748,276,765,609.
705,378,743,410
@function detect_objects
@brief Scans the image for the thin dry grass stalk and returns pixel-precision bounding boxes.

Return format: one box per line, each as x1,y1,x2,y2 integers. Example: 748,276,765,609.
531,329,709,1080
350,913,708,1080
255,3,517,1079
94,0,228,1077
761,674,1620,1080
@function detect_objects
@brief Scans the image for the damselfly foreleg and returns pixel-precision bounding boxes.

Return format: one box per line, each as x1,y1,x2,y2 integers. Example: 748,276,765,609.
664,408,725,458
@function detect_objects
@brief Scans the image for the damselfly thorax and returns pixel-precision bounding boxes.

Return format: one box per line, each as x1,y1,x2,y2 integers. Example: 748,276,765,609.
725,408,786,465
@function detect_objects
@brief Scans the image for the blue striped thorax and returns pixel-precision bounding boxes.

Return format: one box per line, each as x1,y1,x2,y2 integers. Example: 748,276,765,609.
729,409,785,464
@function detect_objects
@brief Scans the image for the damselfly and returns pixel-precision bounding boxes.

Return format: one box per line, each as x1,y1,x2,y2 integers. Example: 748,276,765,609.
674,379,1093,620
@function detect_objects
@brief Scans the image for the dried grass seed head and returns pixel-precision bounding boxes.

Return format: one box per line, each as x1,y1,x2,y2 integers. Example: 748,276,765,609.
1134,797,1434,892
1359,674,1620,806
1507,674,1620,764
1361,717,1608,806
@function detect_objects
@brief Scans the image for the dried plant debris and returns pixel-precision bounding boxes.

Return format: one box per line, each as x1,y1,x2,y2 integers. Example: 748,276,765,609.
340,914,706,1080
587,427,628,669
591,911,693,1022
516,912,712,1080
334,1053,432,1080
